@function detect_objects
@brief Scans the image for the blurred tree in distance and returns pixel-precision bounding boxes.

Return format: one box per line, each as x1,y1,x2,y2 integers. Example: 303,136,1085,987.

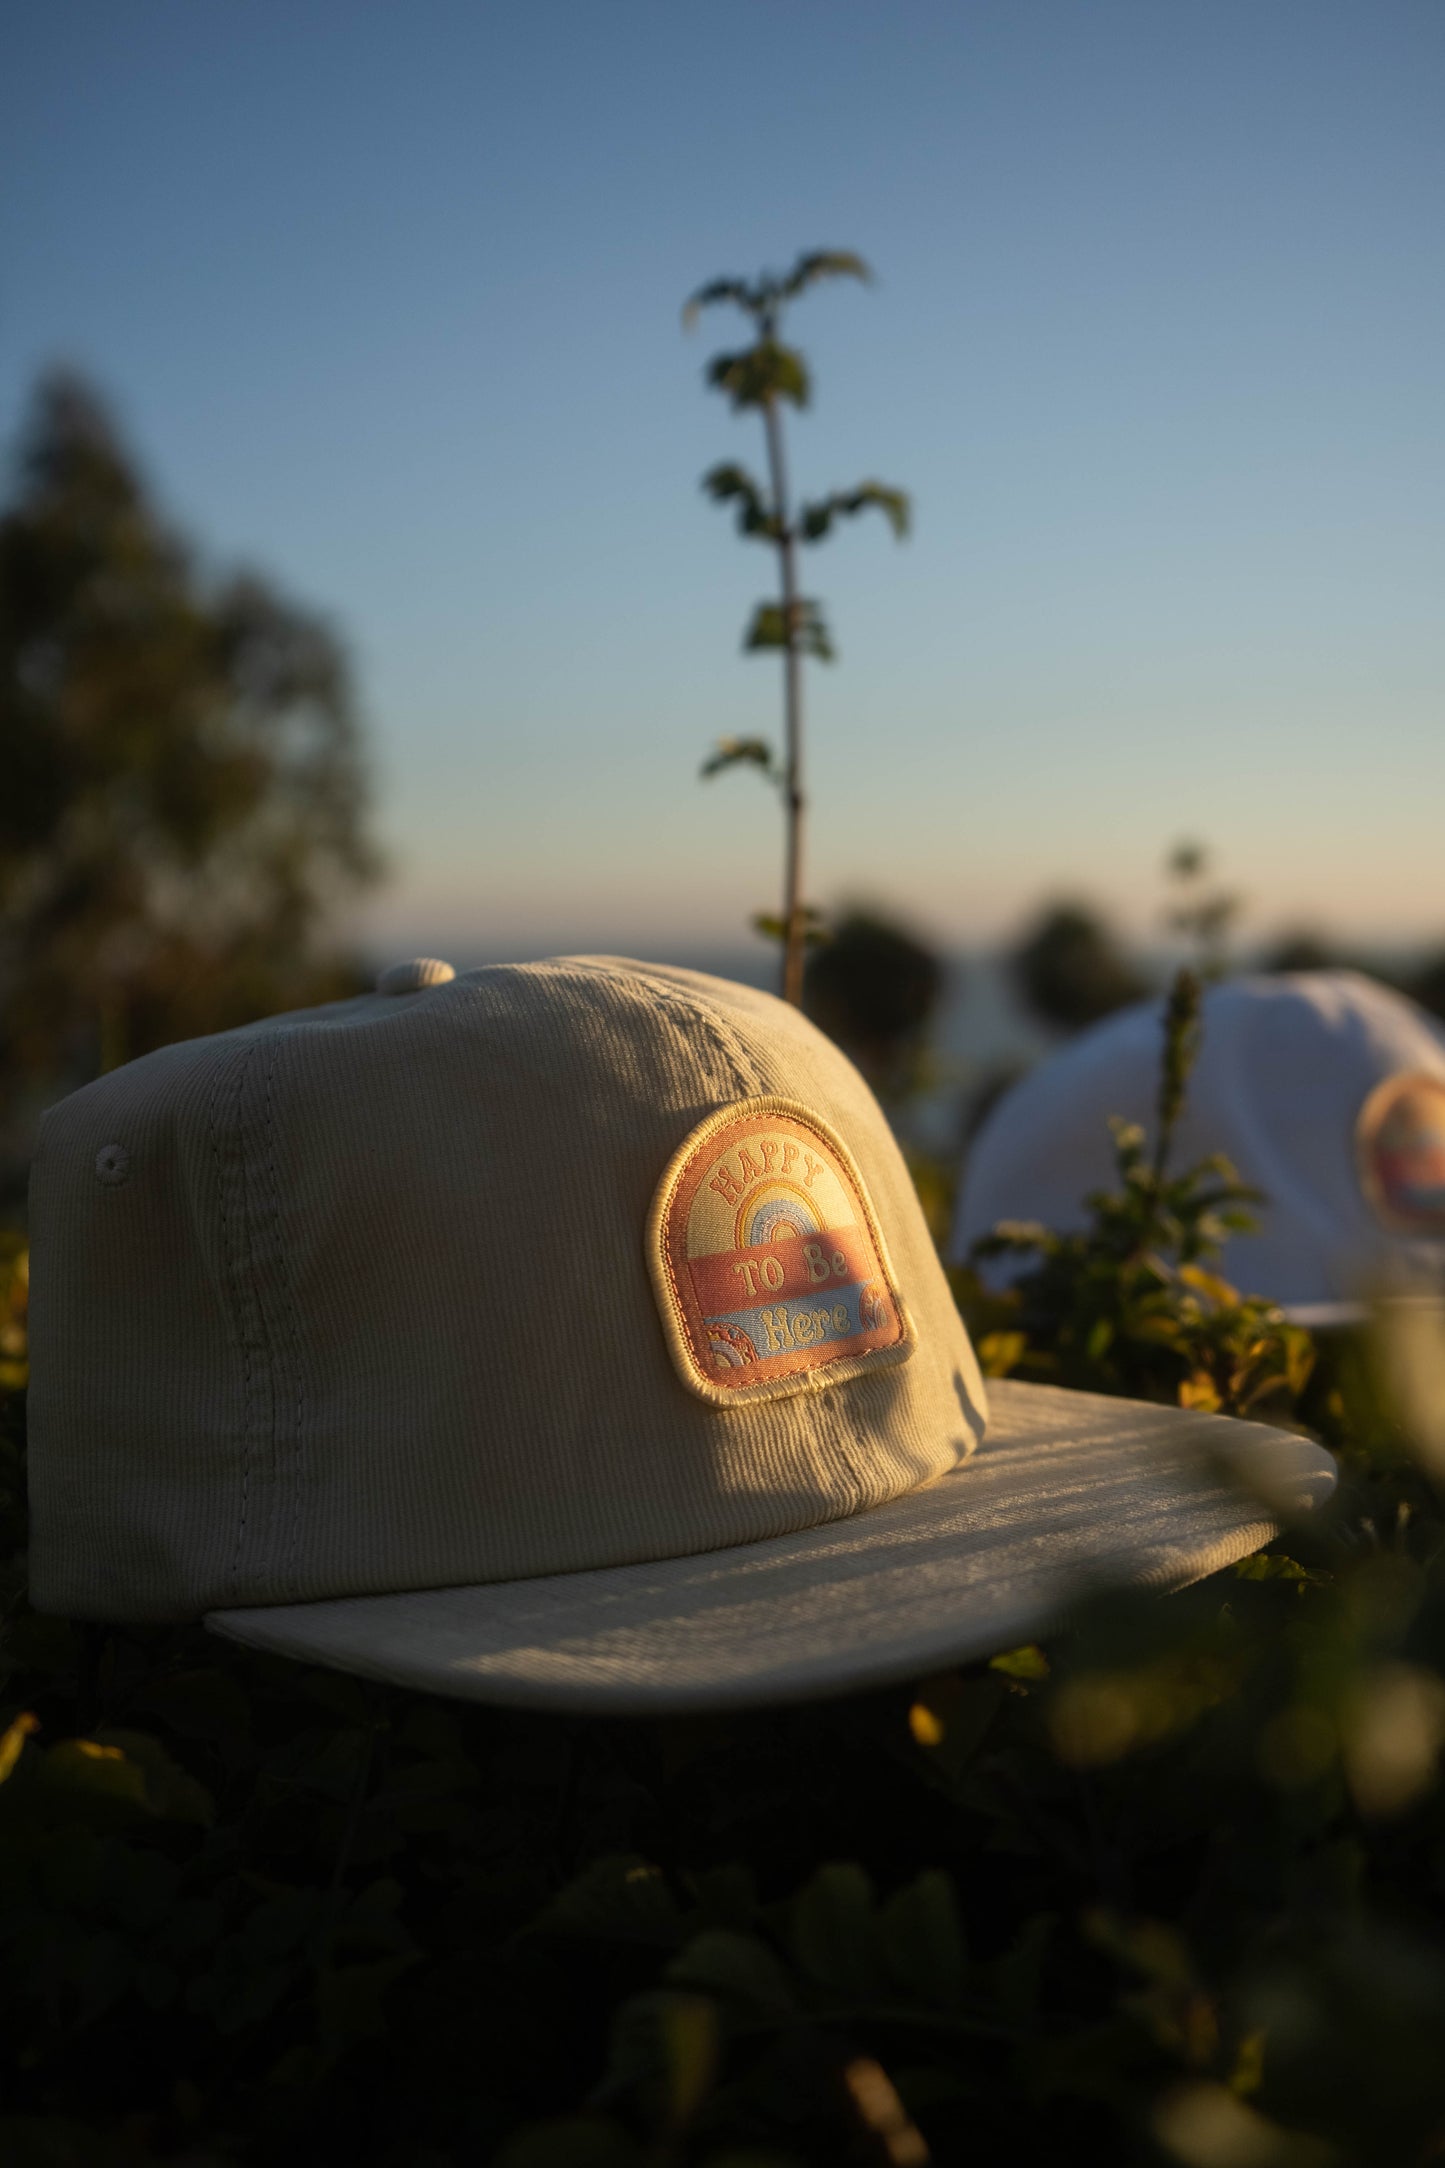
1258,929,1347,976
1010,899,1147,1034
0,372,379,1187
685,253,909,1008
803,906,946,1102
1403,946,1445,1025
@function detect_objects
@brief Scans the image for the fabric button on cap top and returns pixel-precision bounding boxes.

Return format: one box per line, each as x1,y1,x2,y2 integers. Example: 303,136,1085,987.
376,957,456,995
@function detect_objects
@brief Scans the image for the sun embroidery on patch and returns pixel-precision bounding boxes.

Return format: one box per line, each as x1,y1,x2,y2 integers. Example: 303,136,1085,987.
1356,1072,1445,1236
647,1099,913,1405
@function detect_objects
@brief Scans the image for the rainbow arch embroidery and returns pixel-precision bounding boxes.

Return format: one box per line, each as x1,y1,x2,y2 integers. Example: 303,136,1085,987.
646,1098,913,1406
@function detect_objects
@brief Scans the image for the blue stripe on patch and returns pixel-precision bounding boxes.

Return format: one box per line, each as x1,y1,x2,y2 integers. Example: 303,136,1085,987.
705,1281,873,1361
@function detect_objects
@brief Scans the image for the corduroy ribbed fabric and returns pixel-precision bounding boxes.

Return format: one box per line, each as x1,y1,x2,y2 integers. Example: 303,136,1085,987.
27,959,987,1621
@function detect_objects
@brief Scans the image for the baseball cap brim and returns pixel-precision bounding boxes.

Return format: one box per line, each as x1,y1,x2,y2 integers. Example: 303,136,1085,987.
206,1382,1337,1716
1283,1301,1367,1330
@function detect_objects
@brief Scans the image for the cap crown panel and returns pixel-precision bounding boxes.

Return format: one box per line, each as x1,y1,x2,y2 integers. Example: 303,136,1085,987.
28,959,984,1619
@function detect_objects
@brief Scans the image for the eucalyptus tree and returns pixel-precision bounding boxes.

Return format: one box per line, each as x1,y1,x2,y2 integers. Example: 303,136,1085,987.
0,370,378,1144
685,252,909,1007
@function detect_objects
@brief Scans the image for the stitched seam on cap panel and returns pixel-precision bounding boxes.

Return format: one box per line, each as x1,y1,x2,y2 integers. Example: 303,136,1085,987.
627,978,909,1507
236,1045,288,1594
237,1051,263,1579
237,1046,276,1582
718,1009,888,1500
264,1039,307,1600
694,992,769,1097
627,978,891,1471
588,971,908,1492
209,1050,258,1577
610,965,763,1099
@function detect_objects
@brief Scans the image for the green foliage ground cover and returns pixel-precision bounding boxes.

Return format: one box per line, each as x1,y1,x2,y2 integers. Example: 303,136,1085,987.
8,999,1445,2164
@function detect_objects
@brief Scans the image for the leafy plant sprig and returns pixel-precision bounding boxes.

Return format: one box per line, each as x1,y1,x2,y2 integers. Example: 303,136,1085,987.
685,253,909,1006
1166,839,1241,982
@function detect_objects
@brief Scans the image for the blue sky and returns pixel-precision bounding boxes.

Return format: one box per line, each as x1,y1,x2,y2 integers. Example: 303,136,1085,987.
4,0,1443,966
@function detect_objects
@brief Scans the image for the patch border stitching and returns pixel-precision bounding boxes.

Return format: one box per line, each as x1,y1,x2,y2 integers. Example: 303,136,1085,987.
646,1095,916,1408
1355,1068,1445,1238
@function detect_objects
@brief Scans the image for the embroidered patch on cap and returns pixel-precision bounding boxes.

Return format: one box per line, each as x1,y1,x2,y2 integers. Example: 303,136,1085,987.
1357,1071,1445,1236
647,1098,913,1406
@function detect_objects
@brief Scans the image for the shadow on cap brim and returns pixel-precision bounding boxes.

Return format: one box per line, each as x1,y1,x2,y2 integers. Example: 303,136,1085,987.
206,1382,1337,1717
1284,1300,1367,1331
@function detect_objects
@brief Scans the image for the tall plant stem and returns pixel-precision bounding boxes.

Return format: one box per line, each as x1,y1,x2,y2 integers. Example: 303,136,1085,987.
762,389,804,1007
1150,966,1202,1192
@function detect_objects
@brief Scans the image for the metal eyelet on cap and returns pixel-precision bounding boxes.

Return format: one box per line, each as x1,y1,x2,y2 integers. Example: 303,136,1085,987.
95,1143,130,1187
375,958,457,996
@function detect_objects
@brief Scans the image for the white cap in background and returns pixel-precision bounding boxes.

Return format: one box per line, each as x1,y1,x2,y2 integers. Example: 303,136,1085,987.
953,971,1445,1319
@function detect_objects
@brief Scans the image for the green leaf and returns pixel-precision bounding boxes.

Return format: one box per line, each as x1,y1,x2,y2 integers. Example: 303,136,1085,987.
973,1218,1053,1257
0,1709,38,1783
706,341,810,410
880,1871,966,2009
684,252,870,330
788,1863,880,1997
38,1731,214,1827
1085,1317,1115,1363
529,1854,684,1948
744,603,787,650
1233,1553,1317,1585
701,736,778,783
666,1929,795,2016
751,905,830,948
38,1739,149,1816
743,599,833,660
597,1986,729,2122
781,249,873,296
701,462,780,541
682,277,761,329
990,1645,1051,1681
990,1913,1056,2027
659,1994,719,2130
798,482,910,544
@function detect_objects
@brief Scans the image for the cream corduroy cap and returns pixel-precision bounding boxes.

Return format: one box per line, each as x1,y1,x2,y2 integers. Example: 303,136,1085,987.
27,958,1336,1713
